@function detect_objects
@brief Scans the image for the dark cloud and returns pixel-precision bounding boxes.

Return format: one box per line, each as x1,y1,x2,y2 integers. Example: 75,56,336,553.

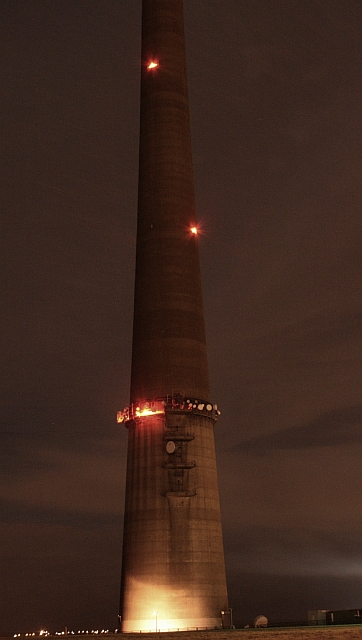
235,405,362,452
1,500,122,528
0,438,125,516
225,525,362,569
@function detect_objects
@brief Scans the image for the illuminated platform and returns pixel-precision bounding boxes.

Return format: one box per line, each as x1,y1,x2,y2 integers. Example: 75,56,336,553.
117,395,220,425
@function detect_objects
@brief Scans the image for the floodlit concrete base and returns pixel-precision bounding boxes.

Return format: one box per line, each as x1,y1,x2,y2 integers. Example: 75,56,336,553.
120,412,228,633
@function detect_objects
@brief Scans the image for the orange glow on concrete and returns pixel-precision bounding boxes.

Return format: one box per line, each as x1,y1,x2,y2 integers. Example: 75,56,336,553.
147,61,159,70
121,578,215,632
134,406,164,418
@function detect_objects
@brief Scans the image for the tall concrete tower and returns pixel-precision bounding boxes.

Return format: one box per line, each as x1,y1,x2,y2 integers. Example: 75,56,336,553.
118,0,228,632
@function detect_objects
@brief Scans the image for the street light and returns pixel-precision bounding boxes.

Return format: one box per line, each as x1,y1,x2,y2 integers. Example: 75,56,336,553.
153,612,158,633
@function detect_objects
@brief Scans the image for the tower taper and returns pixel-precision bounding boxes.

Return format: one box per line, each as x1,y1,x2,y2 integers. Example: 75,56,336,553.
119,1,229,631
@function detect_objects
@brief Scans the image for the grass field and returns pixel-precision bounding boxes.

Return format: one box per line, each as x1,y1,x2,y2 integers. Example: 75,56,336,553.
119,628,362,640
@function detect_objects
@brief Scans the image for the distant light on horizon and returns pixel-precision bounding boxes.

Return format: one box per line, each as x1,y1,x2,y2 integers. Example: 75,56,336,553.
14,631,112,638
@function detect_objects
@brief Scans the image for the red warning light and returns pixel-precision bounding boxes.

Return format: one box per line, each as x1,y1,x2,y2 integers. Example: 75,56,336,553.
190,226,198,235
147,61,159,70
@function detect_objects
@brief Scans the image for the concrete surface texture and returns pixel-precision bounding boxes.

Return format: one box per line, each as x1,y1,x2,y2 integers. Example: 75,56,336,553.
119,0,228,633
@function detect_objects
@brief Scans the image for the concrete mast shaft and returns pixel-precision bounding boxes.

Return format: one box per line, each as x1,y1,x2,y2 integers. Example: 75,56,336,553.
119,0,229,632
130,0,209,403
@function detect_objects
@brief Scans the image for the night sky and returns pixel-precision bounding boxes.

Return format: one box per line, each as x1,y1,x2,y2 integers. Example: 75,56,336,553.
2,0,362,633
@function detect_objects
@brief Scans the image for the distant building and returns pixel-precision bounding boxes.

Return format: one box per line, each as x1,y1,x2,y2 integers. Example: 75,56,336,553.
327,609,362,625
308,610,329,625
308,609,362,625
